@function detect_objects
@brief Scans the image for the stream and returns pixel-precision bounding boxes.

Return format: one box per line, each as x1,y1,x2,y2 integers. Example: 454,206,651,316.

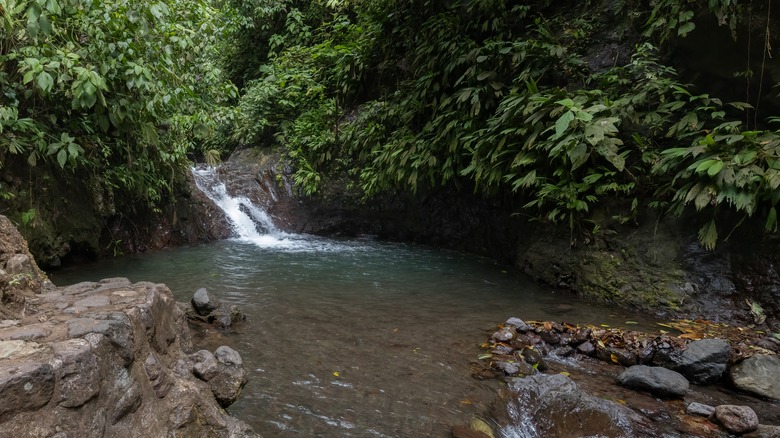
48,167,663,436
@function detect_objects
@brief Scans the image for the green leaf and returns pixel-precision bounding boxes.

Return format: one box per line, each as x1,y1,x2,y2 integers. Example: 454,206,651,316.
36,72,54,93
698,220,718,250
56,149,67,168
554,111,575,139
766,207,778,232
677,22,696,37
707,160,724,176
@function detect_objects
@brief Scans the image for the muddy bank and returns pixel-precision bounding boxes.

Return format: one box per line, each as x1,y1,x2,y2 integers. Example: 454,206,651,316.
0,215,256,437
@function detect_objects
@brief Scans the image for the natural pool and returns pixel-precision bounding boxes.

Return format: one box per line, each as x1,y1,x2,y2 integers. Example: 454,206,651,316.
50,234,659,437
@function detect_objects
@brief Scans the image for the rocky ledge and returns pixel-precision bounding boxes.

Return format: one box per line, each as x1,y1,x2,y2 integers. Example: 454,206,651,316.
0,215,257,437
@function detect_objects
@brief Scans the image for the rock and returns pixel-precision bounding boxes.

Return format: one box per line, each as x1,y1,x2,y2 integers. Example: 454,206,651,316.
744,424,780,438
551,345,575,357
520,347,547,371
686,402,715,417
730,354,780,400
143,353,173,398
494,361,521,375
51,339,100,407
675,339,731,384
714,405,759,434
500,373,641,437
209,346,247,408
111,382,142,424
505,317,530,331
211,304,246,329
191,350,220,382
576,341,596,356
67,316,135,366
492,326,514,342
451,424,492,438
0,361,55,421
191,288,220,316
616,365,689,398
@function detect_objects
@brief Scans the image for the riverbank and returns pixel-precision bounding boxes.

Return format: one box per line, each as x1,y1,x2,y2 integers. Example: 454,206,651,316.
0,215,256,437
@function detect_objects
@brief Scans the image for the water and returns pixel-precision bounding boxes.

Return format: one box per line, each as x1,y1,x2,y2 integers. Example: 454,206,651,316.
49,167,660,436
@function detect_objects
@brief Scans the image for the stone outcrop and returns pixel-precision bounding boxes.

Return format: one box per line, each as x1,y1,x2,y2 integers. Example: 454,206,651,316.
731,355,780,401
0,215,256,437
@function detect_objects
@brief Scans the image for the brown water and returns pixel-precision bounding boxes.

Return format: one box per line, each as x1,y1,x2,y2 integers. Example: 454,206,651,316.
50,237,660,436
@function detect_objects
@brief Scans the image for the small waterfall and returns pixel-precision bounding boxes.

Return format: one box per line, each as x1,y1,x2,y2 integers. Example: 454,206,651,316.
191,165,285,244
191,164,353,252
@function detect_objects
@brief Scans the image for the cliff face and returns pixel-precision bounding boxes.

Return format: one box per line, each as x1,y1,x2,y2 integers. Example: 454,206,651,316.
0,215,256,437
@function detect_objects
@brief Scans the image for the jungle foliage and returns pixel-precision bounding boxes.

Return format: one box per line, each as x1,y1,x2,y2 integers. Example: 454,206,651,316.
225,0,780,249
0,0,236,217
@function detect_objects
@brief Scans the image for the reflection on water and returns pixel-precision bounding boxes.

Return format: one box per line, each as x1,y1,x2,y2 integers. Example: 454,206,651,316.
50,237,658,437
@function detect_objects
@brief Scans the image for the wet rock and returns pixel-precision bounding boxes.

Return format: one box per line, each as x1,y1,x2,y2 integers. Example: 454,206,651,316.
51,339,100,407
492,326,515,342
500,373,641,437
598,347,636,366
505,317,530,332
551,345,575,357
744,424,780,438
686,402,715,417
520,347,547,371
714,405,759,434
490,345,513,355
0,361,55,421
730,354,780,400
538,330,560,345
209,346,247,408
191,288,220,316
191,350,220,382
494,361,521,376
675,339,731,384
573,327,592,344
211,304,246,329
616,365,689,398
576,341,596,356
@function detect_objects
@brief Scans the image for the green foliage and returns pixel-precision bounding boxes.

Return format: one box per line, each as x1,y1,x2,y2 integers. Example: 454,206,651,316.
1,0,235,210
227,0,780,249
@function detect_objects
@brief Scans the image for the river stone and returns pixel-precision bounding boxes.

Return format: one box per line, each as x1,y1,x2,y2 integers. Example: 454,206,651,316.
714,405,759,434
505,317,530,331
191,288,220,316
730,354,780,400
501,373,639,437
191,350,220,382
52,339,100,407
209,346,247,408
0,361,55,422
686,402,715,417
492,326,514,342
675,339,731,384
616,365,689,398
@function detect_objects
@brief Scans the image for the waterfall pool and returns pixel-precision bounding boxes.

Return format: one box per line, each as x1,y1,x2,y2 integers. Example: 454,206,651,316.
50,236,661,436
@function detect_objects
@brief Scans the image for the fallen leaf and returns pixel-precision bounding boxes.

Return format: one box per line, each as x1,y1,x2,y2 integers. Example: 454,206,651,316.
332,371,340,377
610,353,619,364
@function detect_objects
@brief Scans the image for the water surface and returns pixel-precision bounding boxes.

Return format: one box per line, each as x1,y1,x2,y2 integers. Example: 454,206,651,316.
51,237,657,436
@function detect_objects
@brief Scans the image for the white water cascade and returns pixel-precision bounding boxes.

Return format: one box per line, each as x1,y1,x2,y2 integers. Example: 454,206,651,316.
190,165,298,248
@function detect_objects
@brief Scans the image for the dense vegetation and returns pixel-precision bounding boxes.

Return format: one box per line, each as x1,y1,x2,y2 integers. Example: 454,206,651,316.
223,0,780,249
2,0,779,251
0,0,234,220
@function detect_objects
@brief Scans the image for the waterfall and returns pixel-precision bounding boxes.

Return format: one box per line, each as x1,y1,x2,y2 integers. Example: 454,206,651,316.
191,165,290,246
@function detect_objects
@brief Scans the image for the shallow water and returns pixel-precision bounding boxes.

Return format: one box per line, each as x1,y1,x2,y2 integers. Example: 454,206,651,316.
50,236,659,436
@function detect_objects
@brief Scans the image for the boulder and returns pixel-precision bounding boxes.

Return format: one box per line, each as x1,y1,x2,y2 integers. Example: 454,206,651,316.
191,288,220,316
209,346,248,408
730,354,780,400
505,317,530,331
499,373,642,437
714,405,759,434
616,365,689,398
675,339,731,384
